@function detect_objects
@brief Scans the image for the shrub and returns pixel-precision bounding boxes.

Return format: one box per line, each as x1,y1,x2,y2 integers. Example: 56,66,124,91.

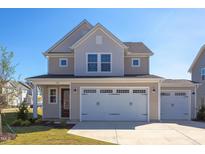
21,120,31,127
35,118,42,124
197,105,205,121
28,118,36,124
11,119,23,126
17,101,29,120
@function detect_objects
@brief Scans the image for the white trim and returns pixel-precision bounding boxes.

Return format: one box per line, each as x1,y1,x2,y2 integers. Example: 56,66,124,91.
44,19,93,53
158,82,161,121
131,58,140,67
59,58,68,67
71,23,128,49
59,86,70,119
79,86,150,122
160,90,192,120
194,85,197,119
188,44,205,73
86,52,112,73
48,88,58,104
29,78,163,85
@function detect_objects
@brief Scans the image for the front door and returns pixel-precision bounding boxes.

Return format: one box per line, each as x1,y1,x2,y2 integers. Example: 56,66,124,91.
61,88,70,118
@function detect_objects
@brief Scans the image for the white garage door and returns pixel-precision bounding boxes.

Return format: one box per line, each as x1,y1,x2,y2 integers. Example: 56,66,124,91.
80,87,148,121
161,91,191,120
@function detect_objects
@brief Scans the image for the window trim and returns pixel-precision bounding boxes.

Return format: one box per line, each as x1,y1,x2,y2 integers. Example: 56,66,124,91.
48,88,58,104
59,58,68,67
131,58,140,67
201,68,205,80
86,53,112,73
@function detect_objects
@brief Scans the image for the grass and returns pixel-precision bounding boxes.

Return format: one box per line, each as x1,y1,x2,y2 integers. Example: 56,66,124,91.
0,108,113,145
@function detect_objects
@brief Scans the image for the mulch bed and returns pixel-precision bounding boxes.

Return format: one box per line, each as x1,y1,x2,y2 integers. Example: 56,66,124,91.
0,133,16,142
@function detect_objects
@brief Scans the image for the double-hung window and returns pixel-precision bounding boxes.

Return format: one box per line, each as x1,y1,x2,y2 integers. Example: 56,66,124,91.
87,53,111,72
201,68,205,80
87,54,98,72
101,54,111,72
49,88,57,104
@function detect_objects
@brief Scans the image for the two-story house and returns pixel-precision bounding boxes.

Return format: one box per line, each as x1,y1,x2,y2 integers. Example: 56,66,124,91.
189,44,205,111
28,20,197,122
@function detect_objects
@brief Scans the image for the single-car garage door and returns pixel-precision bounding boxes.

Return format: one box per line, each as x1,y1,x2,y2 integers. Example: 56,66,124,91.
161,91,191,120
80,87,149,121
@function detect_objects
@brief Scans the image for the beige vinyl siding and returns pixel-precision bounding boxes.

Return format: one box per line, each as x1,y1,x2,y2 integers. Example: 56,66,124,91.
74,28,124,76
70,82,159,121
42,85,60,119
48,57,74,74
192,50,205,83
124,57,149,75
50,23,92,52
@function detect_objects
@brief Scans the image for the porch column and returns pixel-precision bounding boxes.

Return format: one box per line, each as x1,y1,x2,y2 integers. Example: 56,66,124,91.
158,81,161,121
32,84,38,119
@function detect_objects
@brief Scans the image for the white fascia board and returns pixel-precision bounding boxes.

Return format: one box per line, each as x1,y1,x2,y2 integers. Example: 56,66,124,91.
188,44,205,73
28,78,163,85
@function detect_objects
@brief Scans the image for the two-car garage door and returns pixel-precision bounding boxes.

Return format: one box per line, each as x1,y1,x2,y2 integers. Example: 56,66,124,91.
81,87,148,121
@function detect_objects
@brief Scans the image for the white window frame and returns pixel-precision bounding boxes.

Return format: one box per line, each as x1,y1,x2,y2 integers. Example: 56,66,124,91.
48,88,58,104
131,58,140,67
59,58,68,67
201,68,205,80
86,53,112,73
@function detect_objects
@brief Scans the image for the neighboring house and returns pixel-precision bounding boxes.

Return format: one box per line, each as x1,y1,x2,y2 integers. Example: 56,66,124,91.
189,44,205,110
27,20,197,122
8,81,32,107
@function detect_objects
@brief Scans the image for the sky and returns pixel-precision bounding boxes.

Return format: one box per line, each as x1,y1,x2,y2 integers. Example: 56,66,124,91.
0,8,205,81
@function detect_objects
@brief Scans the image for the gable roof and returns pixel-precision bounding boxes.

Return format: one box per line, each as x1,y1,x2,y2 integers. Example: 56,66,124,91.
71,23,128,49
44,19,93,54
188,44,205,73
124,42,154,55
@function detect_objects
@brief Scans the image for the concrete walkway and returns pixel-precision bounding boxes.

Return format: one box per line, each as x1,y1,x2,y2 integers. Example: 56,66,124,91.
68,121,205,145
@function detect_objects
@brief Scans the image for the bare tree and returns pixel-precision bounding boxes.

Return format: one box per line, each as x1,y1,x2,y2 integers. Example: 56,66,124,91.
0,46,16,134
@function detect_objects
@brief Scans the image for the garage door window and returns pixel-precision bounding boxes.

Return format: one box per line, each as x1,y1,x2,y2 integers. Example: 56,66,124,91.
100,89,113,93
175,92,186,96
133,90,146,94
161,92,170,96
83,89,97,94
116,89,129,93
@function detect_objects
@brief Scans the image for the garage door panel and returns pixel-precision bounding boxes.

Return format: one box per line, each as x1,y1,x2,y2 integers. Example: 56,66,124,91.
81,87,148,121
161,91,190,120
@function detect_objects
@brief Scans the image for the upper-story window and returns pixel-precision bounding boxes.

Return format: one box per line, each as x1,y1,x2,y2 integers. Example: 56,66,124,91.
201,68,205,80
88,54,98,72
101,54,111,72
59,58,68,67
131,58,140,67
87,53,112,72
96,35,103,45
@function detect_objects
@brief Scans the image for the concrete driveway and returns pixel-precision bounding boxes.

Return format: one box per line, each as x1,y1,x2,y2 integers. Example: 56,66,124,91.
68,121,205,145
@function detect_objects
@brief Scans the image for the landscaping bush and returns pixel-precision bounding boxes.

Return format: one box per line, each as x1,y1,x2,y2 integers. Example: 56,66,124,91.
21,120,31,127
28,118,36,124
17,101,29,121
197,105,205,121
11,119,23,126
35,118,42,125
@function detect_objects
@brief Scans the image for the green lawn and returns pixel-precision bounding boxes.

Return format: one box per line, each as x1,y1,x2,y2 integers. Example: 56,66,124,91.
1,108,113,145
